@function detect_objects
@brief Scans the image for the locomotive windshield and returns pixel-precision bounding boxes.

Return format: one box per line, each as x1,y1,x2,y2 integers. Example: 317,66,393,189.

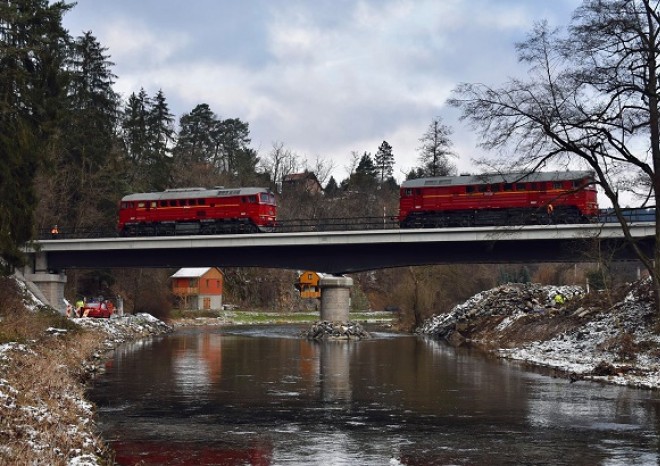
260,192,276,205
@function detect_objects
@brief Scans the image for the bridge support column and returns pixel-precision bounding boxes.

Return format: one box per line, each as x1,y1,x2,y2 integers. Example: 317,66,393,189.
306,275,369,339
22,251,67,314
319,275,353,322
24,272,67,314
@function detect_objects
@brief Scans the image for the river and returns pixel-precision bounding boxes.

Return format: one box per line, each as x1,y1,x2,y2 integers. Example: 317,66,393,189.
87,325,660,465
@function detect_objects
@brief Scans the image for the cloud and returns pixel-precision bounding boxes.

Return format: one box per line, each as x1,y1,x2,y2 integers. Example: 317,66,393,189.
62,0,582,182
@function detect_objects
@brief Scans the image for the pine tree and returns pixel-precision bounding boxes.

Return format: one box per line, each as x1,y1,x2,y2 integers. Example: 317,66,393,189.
374,140,394,182
55,30,121,230
212,117,251,174
175,103,217,164
356,152,376,177
0,0,72,272
122,89,150,174
146,89,174,190
120,88,174,191
324,176,340,198
417,117,454,177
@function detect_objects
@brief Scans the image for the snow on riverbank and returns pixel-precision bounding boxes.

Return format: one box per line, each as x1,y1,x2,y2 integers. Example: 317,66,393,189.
418,280,660,389
0,305,172,465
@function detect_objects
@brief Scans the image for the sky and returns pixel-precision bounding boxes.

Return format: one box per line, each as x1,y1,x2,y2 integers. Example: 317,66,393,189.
61,0,582,183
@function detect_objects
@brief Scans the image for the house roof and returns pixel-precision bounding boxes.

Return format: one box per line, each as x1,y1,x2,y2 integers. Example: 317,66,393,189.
171,267,214,278
283,172,319,182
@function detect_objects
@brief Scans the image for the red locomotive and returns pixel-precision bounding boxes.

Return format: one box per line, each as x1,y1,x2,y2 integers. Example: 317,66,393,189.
399,171,598,228
118,187,277,236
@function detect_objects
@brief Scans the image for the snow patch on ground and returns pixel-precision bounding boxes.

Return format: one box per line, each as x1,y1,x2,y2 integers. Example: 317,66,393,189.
419,281,660,389
1,275,173,465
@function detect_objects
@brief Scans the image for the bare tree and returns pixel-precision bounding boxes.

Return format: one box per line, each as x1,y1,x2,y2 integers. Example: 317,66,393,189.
303,154,336,187
260,142,301,192
448,1,660,312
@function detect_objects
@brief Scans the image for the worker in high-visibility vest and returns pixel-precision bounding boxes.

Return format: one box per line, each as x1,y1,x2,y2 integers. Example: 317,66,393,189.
75,298,84,317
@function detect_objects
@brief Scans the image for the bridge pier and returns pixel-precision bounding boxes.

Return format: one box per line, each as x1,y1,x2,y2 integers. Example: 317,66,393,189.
305,275,370,340
319,275,353,322
22,251,67,314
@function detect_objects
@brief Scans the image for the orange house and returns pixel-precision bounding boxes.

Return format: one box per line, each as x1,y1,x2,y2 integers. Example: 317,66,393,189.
295,271,327,299
171,267,223,310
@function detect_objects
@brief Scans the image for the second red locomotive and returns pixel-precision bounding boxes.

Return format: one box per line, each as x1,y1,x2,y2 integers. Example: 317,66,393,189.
399,171,598,228
118,187,277,236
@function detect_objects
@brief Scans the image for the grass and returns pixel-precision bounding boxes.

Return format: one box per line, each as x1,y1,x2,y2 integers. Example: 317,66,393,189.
169,308,396,325
0,329,111,465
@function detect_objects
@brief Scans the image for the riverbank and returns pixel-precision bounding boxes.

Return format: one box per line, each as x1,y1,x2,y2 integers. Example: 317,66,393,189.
0,307,172,466
418,279,660,389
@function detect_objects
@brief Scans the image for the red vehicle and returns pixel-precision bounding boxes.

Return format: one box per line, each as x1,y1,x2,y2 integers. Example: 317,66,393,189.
118,187,277,236
81,300,114,318
399,171,598,228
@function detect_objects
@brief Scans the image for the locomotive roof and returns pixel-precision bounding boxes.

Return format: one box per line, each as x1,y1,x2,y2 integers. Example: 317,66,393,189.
121,187,270,202
401,170,594,188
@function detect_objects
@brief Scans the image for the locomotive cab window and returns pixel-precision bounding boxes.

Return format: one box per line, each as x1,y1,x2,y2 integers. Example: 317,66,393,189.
249,196,257,203
504,184,512,191
137,202,145,208
169,200,176,207
553,182,562,189
404,188,413,196
516,183,525,191
466,186,474,193
150,201,156,208
159,201,166,207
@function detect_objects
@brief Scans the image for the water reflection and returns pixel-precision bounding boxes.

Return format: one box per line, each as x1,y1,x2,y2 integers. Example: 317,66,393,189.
88,326,660,466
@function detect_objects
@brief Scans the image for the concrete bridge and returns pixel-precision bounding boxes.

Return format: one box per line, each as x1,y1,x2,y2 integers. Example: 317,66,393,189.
21,222,656,317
